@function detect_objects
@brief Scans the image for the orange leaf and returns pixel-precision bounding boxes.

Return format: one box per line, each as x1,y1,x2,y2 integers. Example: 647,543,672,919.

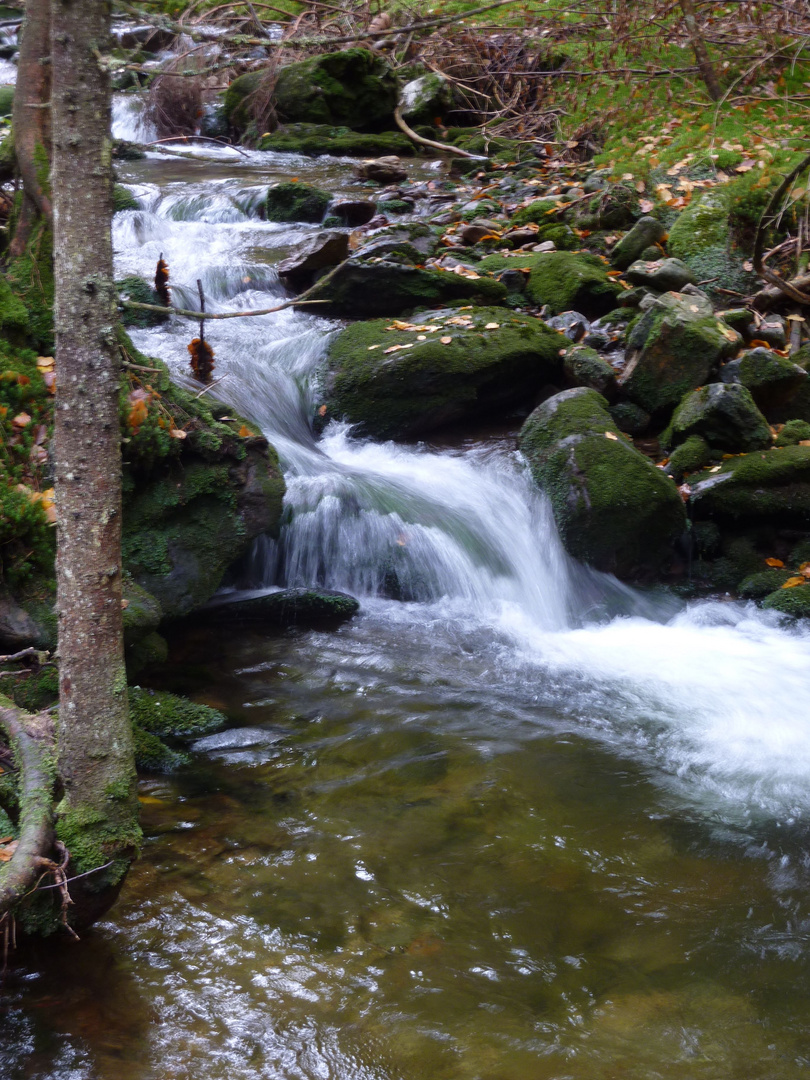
781,577,805,588
765,557,785,568
238,425,254,437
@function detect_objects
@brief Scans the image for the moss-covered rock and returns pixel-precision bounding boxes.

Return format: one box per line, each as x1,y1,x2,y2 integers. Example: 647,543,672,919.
723,347,807,415
519,387,686,579
399,73,452,125
576,183,639,230
271,48,398,130
122,580,162,648
265,181,331,224
117,276,171,329
562,344,616,398
126,631,169,678
322,307,566,439
738,568,794,598
762,585,810,619
620,291,741,415
257,123,413,157
132,724,188,773
669,383,771,453
610,217,667,271
775,419,810,447
128,686,226,740
609,401,650,436
664,434,713,481
300,260,507,319
510,199,558,227
208,588,360,627
625,257,696,292
478,251,621,318
113,185,138,213
667,188,756,301
690,444,810,526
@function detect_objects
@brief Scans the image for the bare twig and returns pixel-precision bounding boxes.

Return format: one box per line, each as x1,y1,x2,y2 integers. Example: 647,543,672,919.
393,107,479,158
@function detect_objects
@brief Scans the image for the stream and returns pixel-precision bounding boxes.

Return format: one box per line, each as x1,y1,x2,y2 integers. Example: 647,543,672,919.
3,97,810,1079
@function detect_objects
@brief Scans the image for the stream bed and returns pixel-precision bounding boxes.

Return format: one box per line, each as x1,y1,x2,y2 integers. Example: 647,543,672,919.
3,120,810,1080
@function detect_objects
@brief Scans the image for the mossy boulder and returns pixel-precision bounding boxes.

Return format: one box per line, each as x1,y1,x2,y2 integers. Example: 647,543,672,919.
762,585,810,619
669,383,771,453
620,291,742,415
399,73,452,125
206,588,360,628
576,183,639,230
122,580,162,648
609,401,650,436
132,724,188,773
117,276,170,329
129,686,226,739
271,48,398,130
299,260,507,319
265,181,331,224
223,68,264,134
478,251,621,318
322,307,566,439
664,434,712,481
511,199,558,228
624,257,696,293
775,419,810,447
518,387,686,578
690,444,810,526
257,124,413,157
722,347,807,415
738,568,794,598
667,188,756,301
610,217,667,271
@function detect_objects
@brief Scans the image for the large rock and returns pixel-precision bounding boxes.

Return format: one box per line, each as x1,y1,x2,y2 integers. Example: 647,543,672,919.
123,441,285,620
620,291,741,415
669,383,771,453
721,346,807,415
298,259,507,319
322,307,566,439
273,48,398,129
562,344,616,398
354,156,408,184
399,73,452,124
265,181,331,224
690,444,810,525
667,188,756,301
624,257,696,292
519,387,686,578
478,251,621,318
277,230,349,292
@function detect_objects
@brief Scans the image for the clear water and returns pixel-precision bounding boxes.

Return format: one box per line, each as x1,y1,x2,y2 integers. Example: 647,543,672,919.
4,139,810,1080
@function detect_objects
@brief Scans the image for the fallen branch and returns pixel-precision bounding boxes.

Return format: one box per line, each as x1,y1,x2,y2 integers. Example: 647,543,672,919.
0,708,56,917
393,107,479,159
122,296,327,320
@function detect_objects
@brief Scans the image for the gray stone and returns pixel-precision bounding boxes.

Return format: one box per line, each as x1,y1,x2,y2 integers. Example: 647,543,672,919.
610,217,667,271
670,383,772,453
721,346,807,414
355,156,408,184
277,230,350,291
625,257,697,292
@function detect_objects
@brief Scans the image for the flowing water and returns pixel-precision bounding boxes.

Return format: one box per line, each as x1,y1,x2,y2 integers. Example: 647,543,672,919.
3,103,810,1079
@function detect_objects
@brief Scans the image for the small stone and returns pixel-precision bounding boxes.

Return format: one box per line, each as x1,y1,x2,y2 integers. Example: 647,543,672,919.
610,217,667,271
355,156,408,184
625,257,696,292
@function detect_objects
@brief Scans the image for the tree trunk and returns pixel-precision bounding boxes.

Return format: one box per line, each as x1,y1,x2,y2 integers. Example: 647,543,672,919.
51,0,140,918
678,0,723,102
10,0,52,256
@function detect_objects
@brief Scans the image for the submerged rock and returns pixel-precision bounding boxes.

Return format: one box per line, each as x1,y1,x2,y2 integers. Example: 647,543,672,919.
322,307,566,439
354,156,408,185
519,387,686,579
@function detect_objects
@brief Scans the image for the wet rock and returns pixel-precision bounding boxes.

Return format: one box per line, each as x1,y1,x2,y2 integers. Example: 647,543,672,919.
269,48,398,129
609,216,666,271
664,434,712,482
297,259,506,319
547,311,589,342
609,401,650,436
460,221,502,245
330,200,376,227
690,444,810,526
720,346,807,415
355,156,408,185
519,387,686,579
277,230,350,292
625,257,696,293
669,383,771,454
257,124,413,158
762,585,810,619
748,315,787,349
620,291,741,415
0,589,46,650
208,588,360,627
563,345,616,398
265,181,332,224
478,251,621,318
322,307,566,439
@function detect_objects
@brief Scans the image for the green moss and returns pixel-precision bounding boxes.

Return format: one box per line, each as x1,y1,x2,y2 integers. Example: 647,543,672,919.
0,276,29,340
9,666,58,712
132,723,188,772
265,181,331,224
0,86,13,118
128,686,226,740
113,185,138,213
509,199,558,227
738,568,794,598
377,199,410,215
117,276,170,329
665,435,712,481
690,445,810,524
5,222,55,353
257,124,413,157
56,799,141,887
478,251,620,317
126,630,168,678
324,307,565,439
762,585,810,619
271,48,399,131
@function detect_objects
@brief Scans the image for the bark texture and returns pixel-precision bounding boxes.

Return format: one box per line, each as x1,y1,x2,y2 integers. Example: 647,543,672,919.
10,0,53,256
51,0,140,897
678,0,722,102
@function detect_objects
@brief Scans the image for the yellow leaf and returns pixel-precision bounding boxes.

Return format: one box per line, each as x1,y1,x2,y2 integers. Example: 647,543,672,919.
367,344,381,350
765,557,785,568
604,431,618,440
484,322,500,330
440,336,452,344
238,425,254,437
781,577,805,588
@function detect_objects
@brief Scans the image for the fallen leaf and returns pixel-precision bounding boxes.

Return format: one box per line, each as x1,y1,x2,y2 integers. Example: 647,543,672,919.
765,557,785,567
781,576,805,588
367,344,381,350
604,431,618,440
440,336,452,344
484,322,500,329
12,412,31,429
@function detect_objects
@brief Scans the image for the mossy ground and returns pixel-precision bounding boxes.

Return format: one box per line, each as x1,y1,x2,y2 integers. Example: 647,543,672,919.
478,251,620,316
